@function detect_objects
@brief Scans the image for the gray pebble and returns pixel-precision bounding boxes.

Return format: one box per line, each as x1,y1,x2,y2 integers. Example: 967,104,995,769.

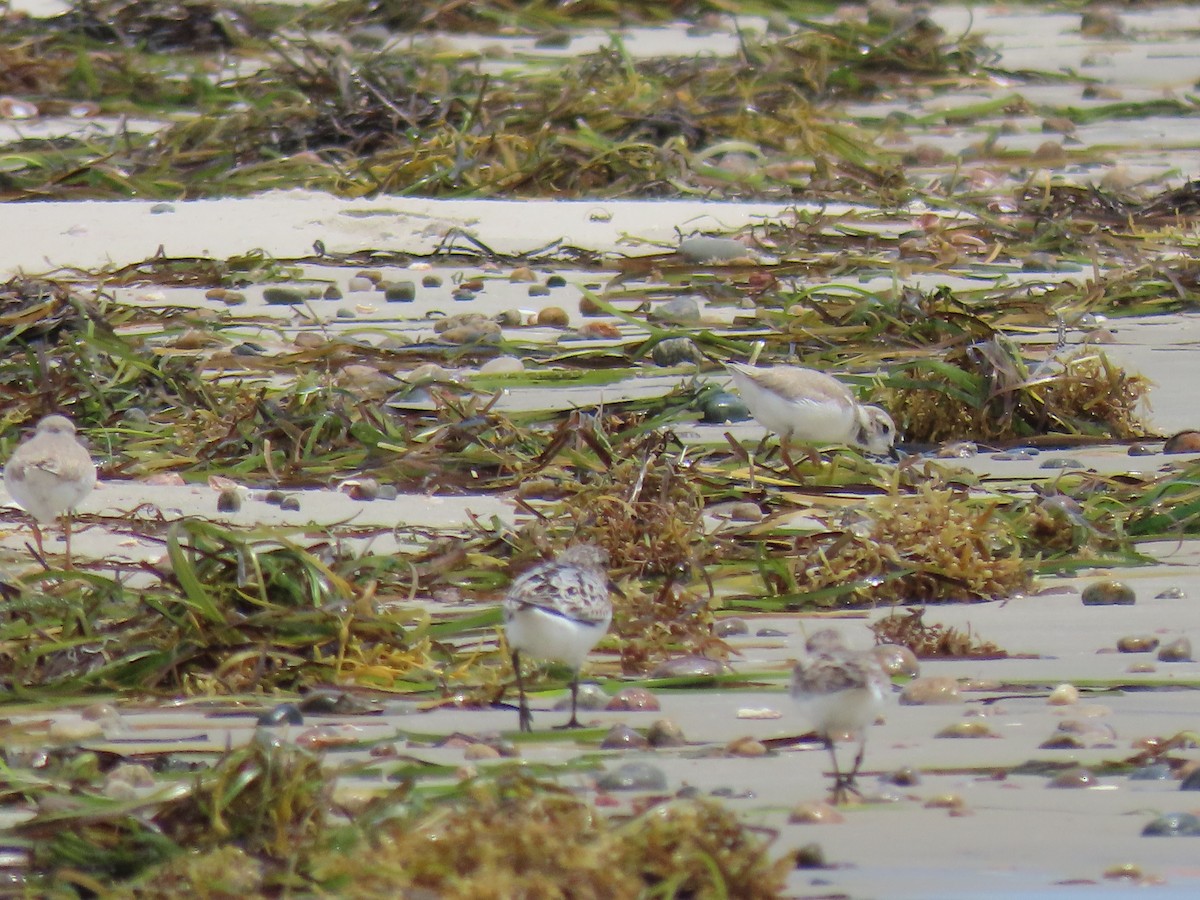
596,762,668,791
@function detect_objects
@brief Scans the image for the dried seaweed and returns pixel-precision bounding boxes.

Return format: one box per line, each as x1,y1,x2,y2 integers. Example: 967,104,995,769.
787,484,1032,607
870,607,1006,658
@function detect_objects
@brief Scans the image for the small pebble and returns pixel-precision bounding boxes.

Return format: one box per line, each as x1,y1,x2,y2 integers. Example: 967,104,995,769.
528,284,551,297
713,618,748,638
546,274,567,288
756,628,786,638
724,736,767,757
900,676,961,706
647,718,687,748
384,281,416,302
1129,763,1172,782
1156,587,1187,600
323,285,342,300
1103,863,1144,881
421,274,442,288
451,288,475,302
576,321,622,340
509,266,537,282
567,683,610,712
788,801,844,825
601,725,649,750
1127,661,1157,674
1163,431,1200,454
727,502,763,522
679,236,749,263
263,286,307,305
596,762,668,792
648,296,701,325
923,793,964,810
1158,637,1192,662
257,703,303,727
1117,635,1159,653
794,843,826,868
1048,767,1099,789
1127,443,1155,456
881,766,921,787
217,488,241,513
536,306,569,327
935,721,997,739
347,276,375,292
605,687,660,712
700,391,750,424
1047,683,1079,706
1142,812,1200,836
346,478,379,501
872,644,920,679
649,656,728,678
1081,580,1135,606
1039,458,1084,470
479,356,525,375
650,337,700,367
280,495,301,512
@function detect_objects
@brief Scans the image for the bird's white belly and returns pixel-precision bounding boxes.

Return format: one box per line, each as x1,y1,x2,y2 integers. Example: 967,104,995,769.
506,606,609,670
5,470,92,523
740,383,856,443
797,684,885,739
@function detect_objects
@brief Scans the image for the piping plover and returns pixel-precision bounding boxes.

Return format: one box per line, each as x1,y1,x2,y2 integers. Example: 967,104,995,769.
4,414,96,568
791,628,889,804
503,543,613,732
725,362,896,455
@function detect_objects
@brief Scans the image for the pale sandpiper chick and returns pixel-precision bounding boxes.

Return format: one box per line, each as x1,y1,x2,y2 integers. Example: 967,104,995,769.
503,543,613,732
791,628,889,804
4,414,96,568
725,362,896,456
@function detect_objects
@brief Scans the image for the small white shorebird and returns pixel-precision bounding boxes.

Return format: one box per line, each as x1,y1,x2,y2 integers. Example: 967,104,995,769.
4,414,96,568
503,543,613,732
725,362,896,456
791,628,890,804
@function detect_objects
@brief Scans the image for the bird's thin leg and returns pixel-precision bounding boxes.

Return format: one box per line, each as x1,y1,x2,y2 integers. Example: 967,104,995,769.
825,737,849,805
846,735,870,789
30,522,45,560
63,513,73,570
554,675,585,730
512,650,532,733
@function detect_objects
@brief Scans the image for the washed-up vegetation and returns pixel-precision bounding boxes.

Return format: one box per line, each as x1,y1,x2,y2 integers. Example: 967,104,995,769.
4,0,1200,893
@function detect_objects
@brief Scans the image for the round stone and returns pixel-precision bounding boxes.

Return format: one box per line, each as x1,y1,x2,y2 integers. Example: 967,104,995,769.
600,724,649,750
1047,684,1079,706
536,306,570,327
713,618,749,638
596,762,668,792
900,676,961,706
1117,635,1159,653
650,337,700,367
1081,580,1135,606
258,703,303,727
700,391,750,424
605,687,660,712
1142,812,1200,836
649,656,729,678
647,718,687,748
1158,637,1193,662
872,643,920,679
1048,767,1099,788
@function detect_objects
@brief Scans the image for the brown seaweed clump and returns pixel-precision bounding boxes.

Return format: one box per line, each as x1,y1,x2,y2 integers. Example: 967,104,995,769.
315,776,788,899
886,344,1149,444
871,607,1006,658
789,484,1032,606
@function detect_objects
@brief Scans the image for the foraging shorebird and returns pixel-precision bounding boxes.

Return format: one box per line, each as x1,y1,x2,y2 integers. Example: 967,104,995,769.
725,362,896,456
791,628,890,804
503,544,613,732
4,414,96,568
